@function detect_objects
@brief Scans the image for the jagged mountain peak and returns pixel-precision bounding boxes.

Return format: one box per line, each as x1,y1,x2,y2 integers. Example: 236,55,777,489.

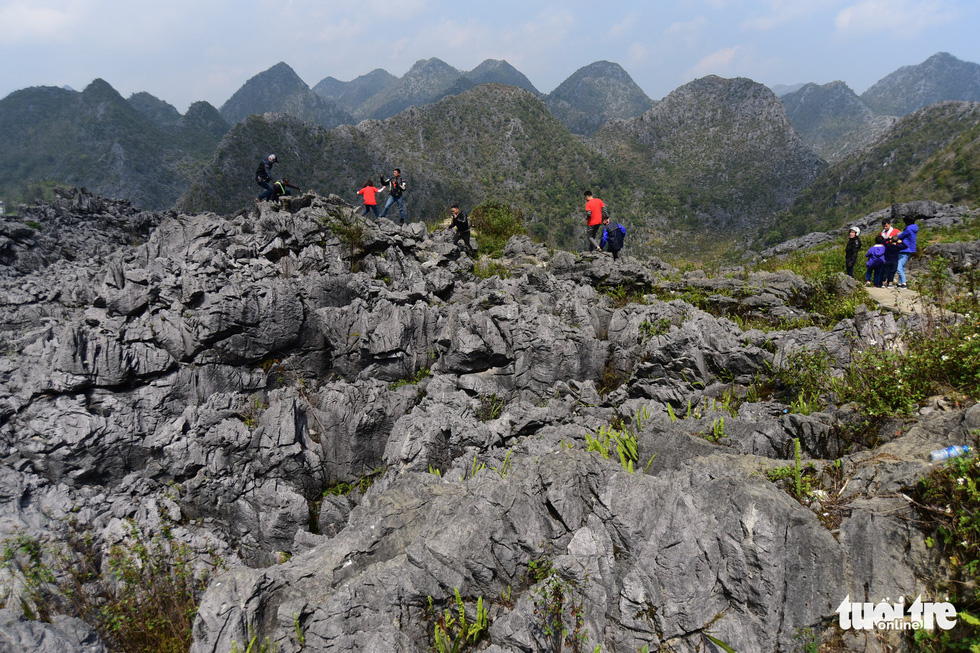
219,61,352,129
128,91,182,125
860,51,980,117
466,59,540,95
546,60,653,135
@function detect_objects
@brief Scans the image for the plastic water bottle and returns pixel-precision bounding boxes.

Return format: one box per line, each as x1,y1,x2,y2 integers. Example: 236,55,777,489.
930,445,971,462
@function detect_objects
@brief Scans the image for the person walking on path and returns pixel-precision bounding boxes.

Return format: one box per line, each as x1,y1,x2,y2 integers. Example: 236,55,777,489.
845,226,862,278
448,204,474,254
379,168,408,223
584,190,605,252
600,215,626,261
894,216,919,288
357,179,384,218
254,154,277,203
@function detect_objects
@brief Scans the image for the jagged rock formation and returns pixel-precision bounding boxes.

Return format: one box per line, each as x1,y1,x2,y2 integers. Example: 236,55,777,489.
861,52,980,117
545,60,654,135
592,75,825,231
219,62,354,129
1,188,974,652
781,81,897,163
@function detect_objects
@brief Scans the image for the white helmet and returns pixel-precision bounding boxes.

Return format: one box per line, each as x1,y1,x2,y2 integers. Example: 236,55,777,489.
268,154,277,163
849,226,860,236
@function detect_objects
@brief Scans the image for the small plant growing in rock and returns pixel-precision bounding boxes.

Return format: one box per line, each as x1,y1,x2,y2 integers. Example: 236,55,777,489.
766,439,815,501
585,408,654,474
475,393,505,422
530,566,591,653
389,367,432,390
426,588,489,653
638,317,671,342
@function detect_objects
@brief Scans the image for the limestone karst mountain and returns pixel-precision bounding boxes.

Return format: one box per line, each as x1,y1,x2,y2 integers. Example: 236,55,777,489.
1,188,978,651
781,81,897,163
545,60,655,135
465,58,541,95
861,51,980,117
219,61,354,129
312,67,399,115
0,79,229,210
592,75,825,234
354,57,472,120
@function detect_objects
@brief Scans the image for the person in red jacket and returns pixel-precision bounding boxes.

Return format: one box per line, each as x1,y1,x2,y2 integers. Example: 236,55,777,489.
584,190,605,252
357,179,384,218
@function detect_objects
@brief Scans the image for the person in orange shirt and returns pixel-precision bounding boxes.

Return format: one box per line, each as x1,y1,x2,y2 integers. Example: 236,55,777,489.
584,190,605,252
357,179,384,218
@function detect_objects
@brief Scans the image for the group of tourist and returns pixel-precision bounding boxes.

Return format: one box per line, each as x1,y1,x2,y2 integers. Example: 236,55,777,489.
254,154,627,259
845,215,919,288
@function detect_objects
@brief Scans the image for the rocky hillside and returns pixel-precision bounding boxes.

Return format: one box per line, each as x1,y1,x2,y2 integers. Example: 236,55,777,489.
769,101,980,244
0,80,229,210
354,58,473,121
1,189,978,652
545,60,654,135
591,75,825,233
781,81,896,163
861,52,980,117
219,62,354,129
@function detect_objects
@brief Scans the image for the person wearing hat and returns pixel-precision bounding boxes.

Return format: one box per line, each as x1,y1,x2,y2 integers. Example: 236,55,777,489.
845,226,862,278
255,154,278,203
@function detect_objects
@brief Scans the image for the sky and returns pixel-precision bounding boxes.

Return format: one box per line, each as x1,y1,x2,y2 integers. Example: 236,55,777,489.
2,0,980,113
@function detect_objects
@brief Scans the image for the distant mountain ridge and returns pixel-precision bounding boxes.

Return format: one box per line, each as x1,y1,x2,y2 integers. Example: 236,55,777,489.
781,81,896,163
861,52,980,117
0,80,229,210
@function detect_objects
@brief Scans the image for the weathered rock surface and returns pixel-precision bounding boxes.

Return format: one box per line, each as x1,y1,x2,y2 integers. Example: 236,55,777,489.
0,190,971,652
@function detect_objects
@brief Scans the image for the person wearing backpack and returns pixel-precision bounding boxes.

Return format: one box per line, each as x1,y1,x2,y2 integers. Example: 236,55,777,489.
379,168,408,224
600,215,626,260
254,154,277,203
584,190,605,252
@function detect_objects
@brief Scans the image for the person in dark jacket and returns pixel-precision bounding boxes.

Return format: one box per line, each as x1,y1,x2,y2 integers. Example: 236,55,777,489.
448,204,474,254
272,178,300,201
844,226,862,278
255,154,278,202
882,235,902,287
600,216,626,260
379,168,407,223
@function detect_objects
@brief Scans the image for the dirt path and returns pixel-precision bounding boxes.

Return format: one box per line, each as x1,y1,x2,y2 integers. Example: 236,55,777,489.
864,285,929,315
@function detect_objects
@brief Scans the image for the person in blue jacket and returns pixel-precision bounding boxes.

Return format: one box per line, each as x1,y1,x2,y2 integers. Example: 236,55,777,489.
894,216,918,288
600,215,626,260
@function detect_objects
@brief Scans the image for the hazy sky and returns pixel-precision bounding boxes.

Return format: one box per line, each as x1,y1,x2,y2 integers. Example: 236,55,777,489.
2,0,979,113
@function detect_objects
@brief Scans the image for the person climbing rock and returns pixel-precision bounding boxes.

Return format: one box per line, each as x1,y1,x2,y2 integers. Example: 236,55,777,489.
584,190,605,252
379,168,408,224
272,178,301,202
255,154,277,203
448,204,474,254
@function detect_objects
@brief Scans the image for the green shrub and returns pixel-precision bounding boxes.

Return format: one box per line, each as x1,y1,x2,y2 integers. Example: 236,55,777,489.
1,520,222,653
469,199,526,258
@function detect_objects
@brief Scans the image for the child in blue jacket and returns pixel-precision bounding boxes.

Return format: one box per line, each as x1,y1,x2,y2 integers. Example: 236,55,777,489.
865,235,887,287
